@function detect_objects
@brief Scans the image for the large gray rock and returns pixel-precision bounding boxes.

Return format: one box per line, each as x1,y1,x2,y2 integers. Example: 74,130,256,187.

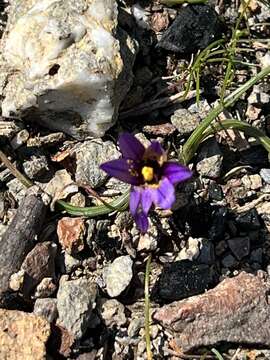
154,272,270,352
57,277,97,339
0,0,137,139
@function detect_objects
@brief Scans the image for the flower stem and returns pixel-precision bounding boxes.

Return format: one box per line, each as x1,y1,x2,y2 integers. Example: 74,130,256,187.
181,65,270,164
145,254,153,360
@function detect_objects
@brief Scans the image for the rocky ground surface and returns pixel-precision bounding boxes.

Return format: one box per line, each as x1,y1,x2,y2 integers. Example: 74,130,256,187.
0,0,270,359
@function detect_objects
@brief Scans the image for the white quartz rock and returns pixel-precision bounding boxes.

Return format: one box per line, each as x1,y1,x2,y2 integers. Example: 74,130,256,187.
0,0,137,138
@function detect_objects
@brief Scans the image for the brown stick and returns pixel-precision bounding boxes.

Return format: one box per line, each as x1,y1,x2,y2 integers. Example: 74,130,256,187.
0,187,48,301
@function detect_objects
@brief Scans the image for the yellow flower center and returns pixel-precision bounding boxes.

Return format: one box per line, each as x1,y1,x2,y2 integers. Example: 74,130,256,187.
141,166,154,182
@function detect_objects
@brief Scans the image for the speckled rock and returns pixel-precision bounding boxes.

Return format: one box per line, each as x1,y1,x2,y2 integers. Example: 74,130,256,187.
99,298,126,328
75,139,120,188
57,277,97,339
0,309,51,360
153,260,217,302
103,255,133,297
196,137,223,178
0,0,137,139
34,298,58,323
171,108,200,136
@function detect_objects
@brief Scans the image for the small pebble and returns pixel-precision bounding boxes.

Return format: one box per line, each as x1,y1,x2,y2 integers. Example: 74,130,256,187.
103,255,133,297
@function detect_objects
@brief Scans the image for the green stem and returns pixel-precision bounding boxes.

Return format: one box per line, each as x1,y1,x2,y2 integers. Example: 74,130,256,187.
0,147,130,217
202,119,270,153
56,190,130,216
181,65,270,164
145,254,153,360
183,39,225,100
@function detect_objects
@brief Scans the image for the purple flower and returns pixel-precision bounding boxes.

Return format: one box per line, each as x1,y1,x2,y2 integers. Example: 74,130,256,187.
100,133,192,233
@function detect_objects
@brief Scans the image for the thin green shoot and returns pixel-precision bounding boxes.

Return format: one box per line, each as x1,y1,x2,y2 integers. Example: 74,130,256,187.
145,254,152,360
220,0,252,101
202,119,270,154
211,348,225,360
181,65,270,164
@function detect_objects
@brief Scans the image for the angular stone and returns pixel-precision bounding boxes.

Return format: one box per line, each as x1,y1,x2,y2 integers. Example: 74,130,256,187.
103,255,133,297
0,309,51,360
154,272,270,352
158,5,225,53
57,277,97,339
0,0,137,139
57,217,85,255
21,241,57,296
153,260,217,302
227,237,250,261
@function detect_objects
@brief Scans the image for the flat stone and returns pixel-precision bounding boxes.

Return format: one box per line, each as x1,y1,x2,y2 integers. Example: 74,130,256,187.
103,255,133,297
227,237,250,261
0,309,51,360
154,272,270,352
153,260,217,302
0,0,137,139
57,277,97,339
44,169,78,202
171,108,200,136
21,241,57,296
57,217,85,255
75,140,120,188
158,4,225,53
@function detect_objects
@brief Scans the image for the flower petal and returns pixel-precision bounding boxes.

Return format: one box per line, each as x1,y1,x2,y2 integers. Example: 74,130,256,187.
147,141,164,156
141,188,153,215
119,133,145,160
134,211,149,234
130,187,141,216
162,162,192,184
152,177,176,209
100,159,141,185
